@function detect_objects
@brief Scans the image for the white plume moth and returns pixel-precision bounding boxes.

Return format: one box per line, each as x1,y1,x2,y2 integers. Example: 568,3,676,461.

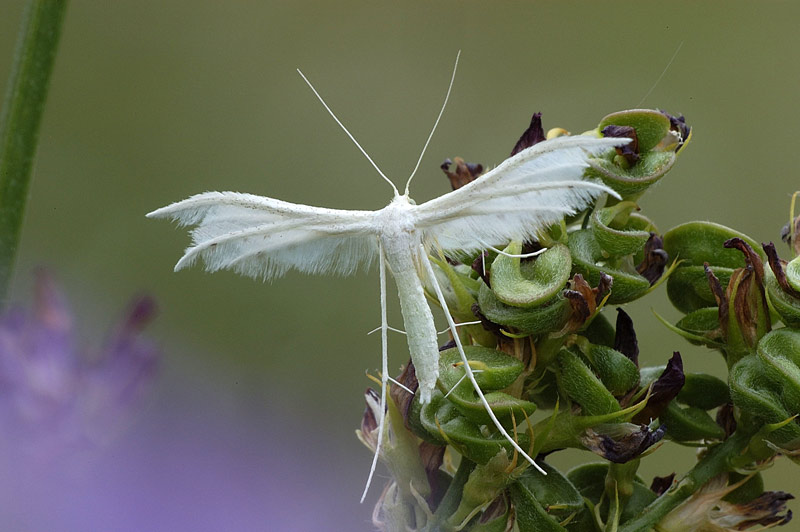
148,53,627,501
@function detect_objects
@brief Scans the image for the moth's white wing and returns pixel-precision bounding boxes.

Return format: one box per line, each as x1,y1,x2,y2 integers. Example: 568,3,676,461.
413,136,627,252
147,191,379,280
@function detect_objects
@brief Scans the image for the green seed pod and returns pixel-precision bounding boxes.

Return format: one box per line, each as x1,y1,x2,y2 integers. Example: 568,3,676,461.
787,256,800,292
672,308,724,347
763,243,800,328
765,268,800,327
508,481,569,532
557,349,620,416
723,472,765,504
569,229,651,304
567,462,610,503
490,241,571,307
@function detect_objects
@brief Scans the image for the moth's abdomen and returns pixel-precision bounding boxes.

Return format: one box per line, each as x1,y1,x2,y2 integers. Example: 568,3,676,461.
382,234,439,404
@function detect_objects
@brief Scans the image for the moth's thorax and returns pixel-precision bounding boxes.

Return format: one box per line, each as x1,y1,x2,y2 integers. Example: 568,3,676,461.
376,194,419,240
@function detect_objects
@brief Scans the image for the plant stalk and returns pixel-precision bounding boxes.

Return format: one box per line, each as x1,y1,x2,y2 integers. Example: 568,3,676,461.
616,430,751,532
0,0,68,308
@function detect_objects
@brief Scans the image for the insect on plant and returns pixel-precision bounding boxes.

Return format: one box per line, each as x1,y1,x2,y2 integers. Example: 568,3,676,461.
147,52,629,501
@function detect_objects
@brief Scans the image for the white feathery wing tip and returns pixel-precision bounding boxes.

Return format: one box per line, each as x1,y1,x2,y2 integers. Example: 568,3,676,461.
146,191,379,280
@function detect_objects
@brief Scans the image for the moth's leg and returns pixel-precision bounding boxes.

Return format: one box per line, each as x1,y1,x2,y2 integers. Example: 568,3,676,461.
367,325,407,335
361,241,390,503
419,245,546,475
486,245,548,259
436,321,480,335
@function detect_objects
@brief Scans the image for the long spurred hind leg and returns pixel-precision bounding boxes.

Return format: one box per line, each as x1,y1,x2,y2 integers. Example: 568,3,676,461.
361,242,390,503
419,245,546,475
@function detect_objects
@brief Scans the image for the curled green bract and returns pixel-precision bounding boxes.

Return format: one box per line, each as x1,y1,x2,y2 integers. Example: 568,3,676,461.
510,463,581,531
591,202,654,257
729,328,800,449
557,349,621,416
663,222,762,313
569,229,651,304
490,241,571,307
477,282,572,335
587,110,683,200
575,339,639,396
660,402,725,442
437,346,537,424
766,268,800,327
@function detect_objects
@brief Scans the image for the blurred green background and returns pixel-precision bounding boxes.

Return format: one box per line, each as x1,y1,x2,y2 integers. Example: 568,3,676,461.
2,1,799,529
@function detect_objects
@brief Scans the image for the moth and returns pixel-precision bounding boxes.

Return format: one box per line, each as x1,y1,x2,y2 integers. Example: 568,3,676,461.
148,54,627,500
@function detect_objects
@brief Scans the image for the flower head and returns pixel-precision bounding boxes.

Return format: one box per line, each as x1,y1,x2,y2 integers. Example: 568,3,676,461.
0,271,160,460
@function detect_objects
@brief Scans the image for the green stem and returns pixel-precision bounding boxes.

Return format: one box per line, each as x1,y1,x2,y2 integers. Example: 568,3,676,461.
0,0,68,308
617,430,751,532
426,458,475,531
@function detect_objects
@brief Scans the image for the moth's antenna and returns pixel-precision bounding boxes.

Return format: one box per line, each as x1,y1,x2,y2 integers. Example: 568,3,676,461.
636,41,684,107
297,69,399,196
403,50,460,196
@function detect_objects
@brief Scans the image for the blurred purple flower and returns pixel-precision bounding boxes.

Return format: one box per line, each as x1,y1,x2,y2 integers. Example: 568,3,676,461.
0,271,160,460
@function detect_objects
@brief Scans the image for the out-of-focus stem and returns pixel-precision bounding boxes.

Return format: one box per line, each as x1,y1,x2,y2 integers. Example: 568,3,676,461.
0,0,68,308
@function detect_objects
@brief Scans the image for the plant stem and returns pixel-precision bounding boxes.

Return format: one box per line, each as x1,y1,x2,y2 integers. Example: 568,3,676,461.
0,0,68,308
616,430,751,532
